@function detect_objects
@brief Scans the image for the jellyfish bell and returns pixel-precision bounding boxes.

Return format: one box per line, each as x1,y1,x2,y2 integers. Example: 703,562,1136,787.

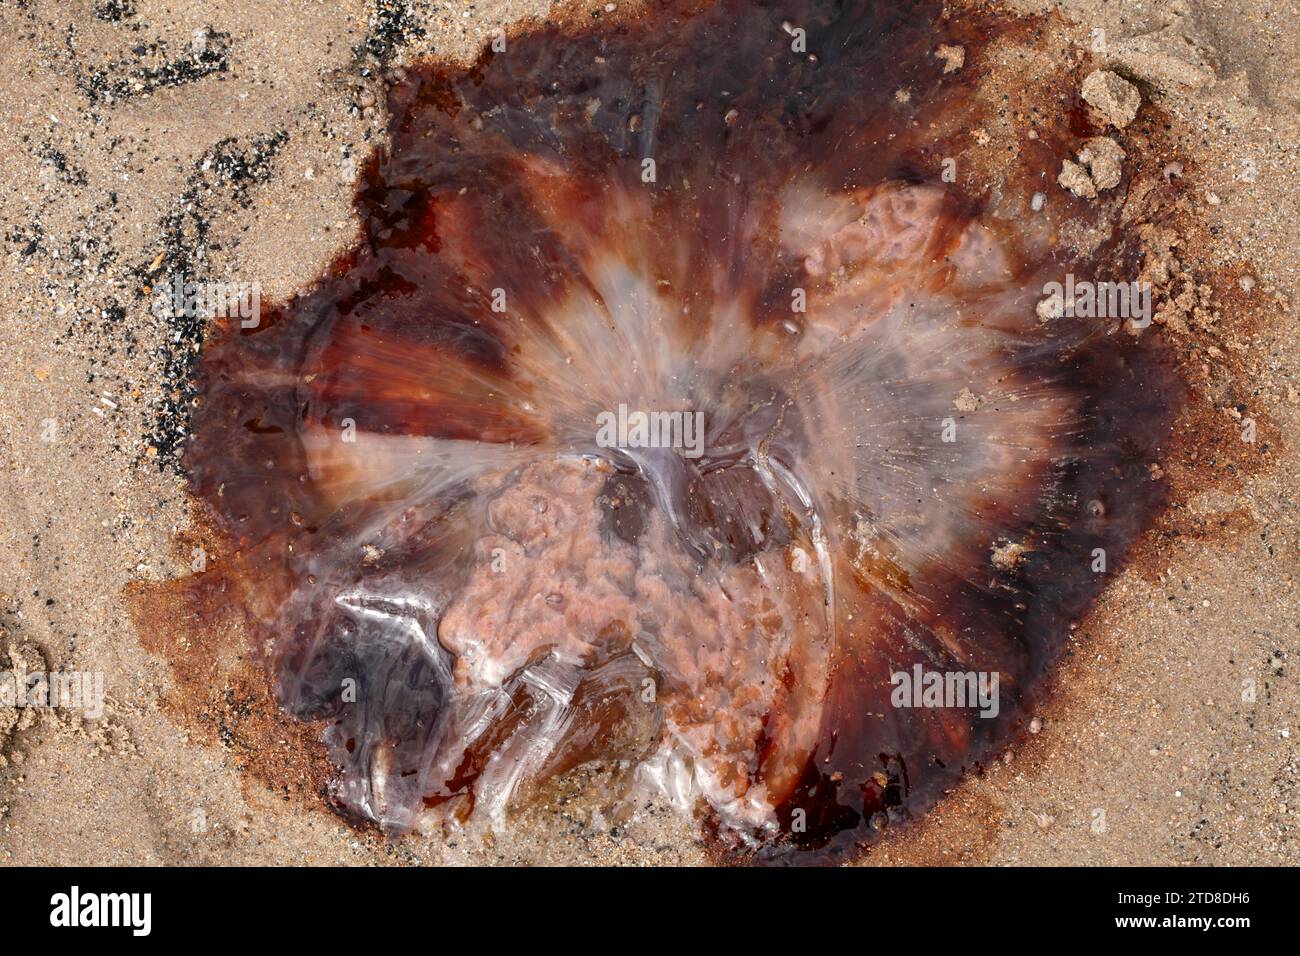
153,0,1182,862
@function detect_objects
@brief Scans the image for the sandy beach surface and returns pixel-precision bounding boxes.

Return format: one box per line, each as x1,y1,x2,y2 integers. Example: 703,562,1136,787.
0,0,1295,865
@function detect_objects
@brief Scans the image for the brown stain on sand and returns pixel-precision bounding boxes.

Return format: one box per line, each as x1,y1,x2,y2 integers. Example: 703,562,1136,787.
126,569,338,814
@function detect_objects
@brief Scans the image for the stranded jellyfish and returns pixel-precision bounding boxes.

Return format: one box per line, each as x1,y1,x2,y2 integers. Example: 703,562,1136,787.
174,0,1179,861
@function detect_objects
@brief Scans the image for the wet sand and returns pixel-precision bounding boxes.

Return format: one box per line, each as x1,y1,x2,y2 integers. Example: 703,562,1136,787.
0,0,1295,865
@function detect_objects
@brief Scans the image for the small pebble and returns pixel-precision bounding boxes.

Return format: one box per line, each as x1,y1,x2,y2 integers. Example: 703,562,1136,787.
934,44,965,74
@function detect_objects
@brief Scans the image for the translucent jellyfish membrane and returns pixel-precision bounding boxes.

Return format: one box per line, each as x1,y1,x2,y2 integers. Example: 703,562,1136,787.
183,0,1178,861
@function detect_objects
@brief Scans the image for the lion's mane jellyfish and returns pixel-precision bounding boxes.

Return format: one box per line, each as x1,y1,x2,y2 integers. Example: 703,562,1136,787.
177,0,1180,861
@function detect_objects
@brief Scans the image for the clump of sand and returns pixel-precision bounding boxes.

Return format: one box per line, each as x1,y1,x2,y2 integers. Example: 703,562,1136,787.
1059,136,1126,197
1081,69,1141,128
